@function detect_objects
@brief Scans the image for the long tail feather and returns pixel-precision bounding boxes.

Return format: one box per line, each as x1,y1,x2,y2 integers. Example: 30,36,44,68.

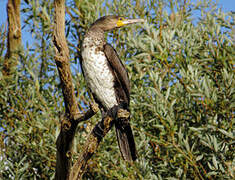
115,118,137,161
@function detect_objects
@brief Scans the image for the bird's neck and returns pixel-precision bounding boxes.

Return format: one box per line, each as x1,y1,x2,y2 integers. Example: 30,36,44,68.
88,27,104,38
84,27,106,47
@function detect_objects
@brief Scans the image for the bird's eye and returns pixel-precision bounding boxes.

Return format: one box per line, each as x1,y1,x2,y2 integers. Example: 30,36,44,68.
119,17,124,21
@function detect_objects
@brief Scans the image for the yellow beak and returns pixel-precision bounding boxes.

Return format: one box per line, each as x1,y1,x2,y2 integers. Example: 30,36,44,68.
117,18,145,27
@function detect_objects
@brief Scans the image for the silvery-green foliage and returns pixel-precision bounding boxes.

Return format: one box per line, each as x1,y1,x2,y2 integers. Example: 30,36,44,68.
0,0,234,179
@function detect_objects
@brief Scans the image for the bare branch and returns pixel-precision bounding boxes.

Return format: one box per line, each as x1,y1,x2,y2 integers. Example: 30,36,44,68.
53,1,127,179
55,105,98,180
69,106,119,180
53,0,99,179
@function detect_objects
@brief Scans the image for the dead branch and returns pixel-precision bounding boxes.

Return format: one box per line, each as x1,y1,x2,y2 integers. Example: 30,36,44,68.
53,0,99,179
69,106,119,180
55,105,98,180
53,1,128,179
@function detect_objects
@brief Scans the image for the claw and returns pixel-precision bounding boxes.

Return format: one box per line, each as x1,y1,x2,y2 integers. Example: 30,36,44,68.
117,109,130,119
91,103,99,113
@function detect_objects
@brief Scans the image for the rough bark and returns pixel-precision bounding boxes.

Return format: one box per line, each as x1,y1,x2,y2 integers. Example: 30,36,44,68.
55,105,98,180
53,0,98,179
3,0,22,76
69,106,119,180
53,1,126,179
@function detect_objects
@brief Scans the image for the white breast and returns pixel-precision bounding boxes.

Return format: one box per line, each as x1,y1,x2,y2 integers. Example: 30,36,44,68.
82,37,118,109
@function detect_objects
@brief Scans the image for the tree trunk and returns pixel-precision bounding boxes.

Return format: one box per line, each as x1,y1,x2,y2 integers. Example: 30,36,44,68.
3,0,22,76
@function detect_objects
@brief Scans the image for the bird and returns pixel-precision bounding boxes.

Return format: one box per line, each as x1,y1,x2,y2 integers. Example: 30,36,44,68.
81,15,144,161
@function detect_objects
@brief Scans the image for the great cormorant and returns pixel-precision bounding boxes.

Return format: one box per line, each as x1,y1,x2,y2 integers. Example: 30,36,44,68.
81,15,144,161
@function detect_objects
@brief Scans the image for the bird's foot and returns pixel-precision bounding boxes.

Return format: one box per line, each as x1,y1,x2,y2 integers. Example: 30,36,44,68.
91,103,99,113
117,109,130,119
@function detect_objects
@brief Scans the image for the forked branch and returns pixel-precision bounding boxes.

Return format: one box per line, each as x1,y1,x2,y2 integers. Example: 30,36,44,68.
53,1,125,180
53,0,98,179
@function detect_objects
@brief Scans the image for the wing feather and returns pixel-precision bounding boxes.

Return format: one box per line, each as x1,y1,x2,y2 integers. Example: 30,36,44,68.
104,43,130,104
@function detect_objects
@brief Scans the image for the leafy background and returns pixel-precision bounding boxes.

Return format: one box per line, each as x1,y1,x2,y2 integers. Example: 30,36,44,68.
0,0,234,179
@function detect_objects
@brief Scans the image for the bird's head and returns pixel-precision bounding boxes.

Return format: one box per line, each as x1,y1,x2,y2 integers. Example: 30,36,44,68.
90,15,144,31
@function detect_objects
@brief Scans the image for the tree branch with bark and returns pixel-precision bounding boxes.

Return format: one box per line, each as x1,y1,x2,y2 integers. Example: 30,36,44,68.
53,0,97,179
53,0,123,179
